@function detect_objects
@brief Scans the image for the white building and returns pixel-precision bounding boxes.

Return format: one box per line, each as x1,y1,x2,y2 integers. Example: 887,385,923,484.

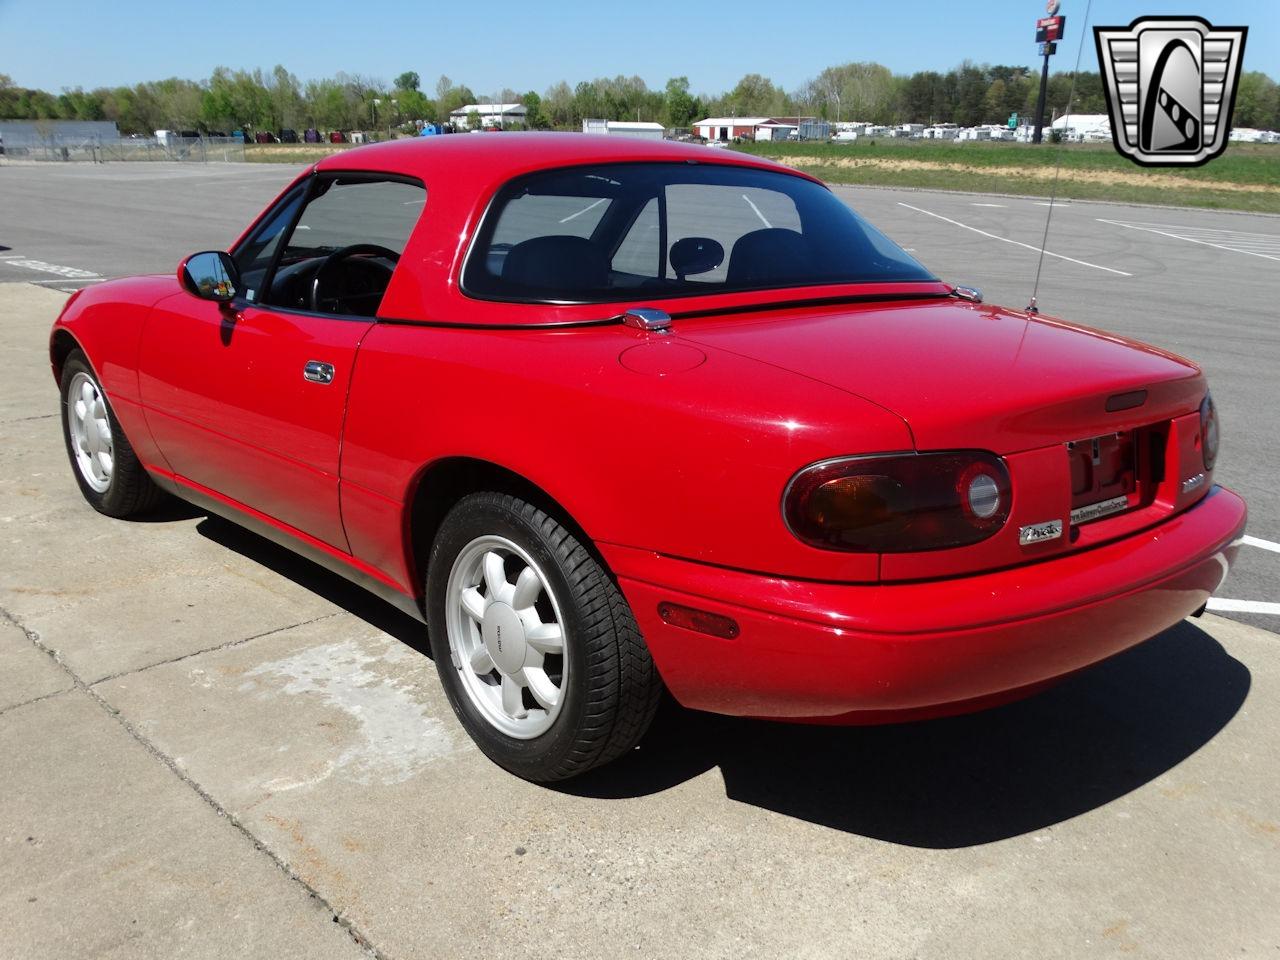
754,122,798,142
1051,113,1112,142
581,119,665,140
449,103,528,130
693,117,771,141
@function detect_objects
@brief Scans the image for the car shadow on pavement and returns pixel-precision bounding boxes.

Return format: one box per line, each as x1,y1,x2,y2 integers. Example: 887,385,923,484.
193,514,428,649
562,620,1250,848
174,511,1250,848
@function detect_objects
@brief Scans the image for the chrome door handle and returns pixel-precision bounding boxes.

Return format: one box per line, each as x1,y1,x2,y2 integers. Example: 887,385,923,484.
303,360,335,384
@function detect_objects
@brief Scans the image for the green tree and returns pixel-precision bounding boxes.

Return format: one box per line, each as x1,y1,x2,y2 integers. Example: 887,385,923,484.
542,81,574,128
394,71,420,92
1235,71,1280,129
202,67,271,131
664,76,698,128
268,64,302,130
396,88,433,121
726,73,787,116
521,90,547,128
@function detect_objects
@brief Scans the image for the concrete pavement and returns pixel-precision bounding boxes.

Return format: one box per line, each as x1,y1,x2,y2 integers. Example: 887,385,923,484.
2,281,1278,957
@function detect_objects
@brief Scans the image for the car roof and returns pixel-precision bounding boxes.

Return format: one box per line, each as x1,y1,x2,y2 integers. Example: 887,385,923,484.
313,131,819,185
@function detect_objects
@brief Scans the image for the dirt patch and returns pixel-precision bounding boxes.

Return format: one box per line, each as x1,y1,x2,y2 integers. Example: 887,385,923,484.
775,155,1279,194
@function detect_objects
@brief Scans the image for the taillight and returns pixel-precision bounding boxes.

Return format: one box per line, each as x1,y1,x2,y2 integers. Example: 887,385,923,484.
783,452,1011,552
1199,392,1219,470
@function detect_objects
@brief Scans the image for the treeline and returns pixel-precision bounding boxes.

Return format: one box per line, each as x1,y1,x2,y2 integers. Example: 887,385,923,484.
3,61,1279,134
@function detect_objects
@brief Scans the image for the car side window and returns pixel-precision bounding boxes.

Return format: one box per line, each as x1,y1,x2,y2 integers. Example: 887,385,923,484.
233,186,306,301
611,197,660,278
258,176,426,317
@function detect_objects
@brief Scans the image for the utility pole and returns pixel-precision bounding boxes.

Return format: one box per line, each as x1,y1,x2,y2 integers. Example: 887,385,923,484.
1032,47,1051,144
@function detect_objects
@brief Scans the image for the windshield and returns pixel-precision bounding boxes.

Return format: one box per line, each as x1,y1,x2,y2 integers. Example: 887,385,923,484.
462,162,935,304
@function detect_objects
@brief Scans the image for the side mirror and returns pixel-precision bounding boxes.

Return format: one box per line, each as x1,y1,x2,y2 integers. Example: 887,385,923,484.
178,251,241,303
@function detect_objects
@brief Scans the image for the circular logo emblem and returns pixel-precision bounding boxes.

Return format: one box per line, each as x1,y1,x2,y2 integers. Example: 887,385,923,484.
1046,0,1060,14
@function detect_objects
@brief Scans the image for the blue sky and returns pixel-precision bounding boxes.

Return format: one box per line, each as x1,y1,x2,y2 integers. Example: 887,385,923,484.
1,0,1275,94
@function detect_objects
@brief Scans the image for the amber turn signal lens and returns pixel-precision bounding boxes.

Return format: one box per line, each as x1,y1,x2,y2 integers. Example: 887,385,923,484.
657,602,740,639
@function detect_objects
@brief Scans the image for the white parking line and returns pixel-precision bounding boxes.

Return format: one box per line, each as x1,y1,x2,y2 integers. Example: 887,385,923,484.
898,203,1132,276
742,194,773,228
970,203,1007,208
559,198,606,224
1097,219,1280,263
1242,534,1280,554
22,277,106,285
0,258,100,280
1207,598,1280,616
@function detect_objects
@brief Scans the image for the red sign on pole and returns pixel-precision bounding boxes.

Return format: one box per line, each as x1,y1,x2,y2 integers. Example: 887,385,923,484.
1035,15,1066,43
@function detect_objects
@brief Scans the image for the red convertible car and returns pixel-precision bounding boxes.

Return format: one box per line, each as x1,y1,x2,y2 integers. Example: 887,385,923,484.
51,134,1245,781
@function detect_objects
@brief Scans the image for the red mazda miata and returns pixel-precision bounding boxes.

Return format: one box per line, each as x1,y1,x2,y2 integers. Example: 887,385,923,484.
51,134,1245,781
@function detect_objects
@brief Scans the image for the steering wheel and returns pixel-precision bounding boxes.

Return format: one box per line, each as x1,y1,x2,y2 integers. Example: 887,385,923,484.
309,244,401,314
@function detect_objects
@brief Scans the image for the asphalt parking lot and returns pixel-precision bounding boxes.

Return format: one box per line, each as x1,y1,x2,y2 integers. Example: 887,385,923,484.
2,161,1278,958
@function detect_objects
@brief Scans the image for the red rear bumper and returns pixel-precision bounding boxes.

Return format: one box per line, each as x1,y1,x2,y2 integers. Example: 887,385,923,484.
605,485,1246,723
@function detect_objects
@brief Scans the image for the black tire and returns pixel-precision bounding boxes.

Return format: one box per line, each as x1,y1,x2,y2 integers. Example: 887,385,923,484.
59,350,164,518
426,492,662,782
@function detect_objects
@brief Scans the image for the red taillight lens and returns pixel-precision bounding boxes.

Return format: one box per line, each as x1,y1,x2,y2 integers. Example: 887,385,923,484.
783,452,1011,552
1199,392,1219,470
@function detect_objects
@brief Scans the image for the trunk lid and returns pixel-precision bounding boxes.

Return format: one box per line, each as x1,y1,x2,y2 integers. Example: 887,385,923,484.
676,298,1204,452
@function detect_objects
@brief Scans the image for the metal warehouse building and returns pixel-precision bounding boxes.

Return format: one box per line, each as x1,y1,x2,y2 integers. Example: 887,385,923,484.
448,104,528,130
581,119,666,140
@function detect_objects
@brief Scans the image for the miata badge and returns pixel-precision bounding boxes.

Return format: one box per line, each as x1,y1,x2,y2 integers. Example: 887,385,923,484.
1094,16,1248,167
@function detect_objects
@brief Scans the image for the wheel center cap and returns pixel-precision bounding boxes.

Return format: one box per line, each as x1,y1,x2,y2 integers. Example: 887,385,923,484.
482,602,527,675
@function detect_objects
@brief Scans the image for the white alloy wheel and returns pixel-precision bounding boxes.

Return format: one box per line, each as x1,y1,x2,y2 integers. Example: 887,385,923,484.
444,534,569,739
67,371,114,493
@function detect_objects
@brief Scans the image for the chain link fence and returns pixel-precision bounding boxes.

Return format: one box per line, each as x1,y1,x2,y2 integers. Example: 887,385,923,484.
1,136,246,163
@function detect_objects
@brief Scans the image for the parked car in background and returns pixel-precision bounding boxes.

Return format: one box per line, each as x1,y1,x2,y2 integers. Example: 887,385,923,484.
304,128,322,143
279,129,299,143
254,131,279,144
328,130,346,143
50,135,1244,783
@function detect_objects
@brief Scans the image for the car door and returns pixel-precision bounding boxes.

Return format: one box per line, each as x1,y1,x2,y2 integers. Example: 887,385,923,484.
138,172,427,551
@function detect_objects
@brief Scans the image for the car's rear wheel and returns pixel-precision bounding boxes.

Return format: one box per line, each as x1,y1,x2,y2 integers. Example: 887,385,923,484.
59,350,163,518
426,492,662,781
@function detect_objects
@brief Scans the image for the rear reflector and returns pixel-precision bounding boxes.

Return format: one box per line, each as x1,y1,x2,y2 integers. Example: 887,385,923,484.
657,602,740,639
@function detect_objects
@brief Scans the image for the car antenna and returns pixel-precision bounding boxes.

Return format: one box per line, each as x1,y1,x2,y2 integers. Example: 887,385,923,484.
1027,0,1094,315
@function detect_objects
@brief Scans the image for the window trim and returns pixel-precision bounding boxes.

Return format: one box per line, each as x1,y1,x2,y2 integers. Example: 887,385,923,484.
234,169,427,320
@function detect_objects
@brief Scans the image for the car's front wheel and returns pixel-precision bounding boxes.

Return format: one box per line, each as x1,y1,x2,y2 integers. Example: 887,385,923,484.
426,492,662,781
59,350,163,518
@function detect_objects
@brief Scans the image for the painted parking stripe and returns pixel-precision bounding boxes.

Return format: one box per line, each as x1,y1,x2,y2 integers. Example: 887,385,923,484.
1207,599,1280,616
898,203,1133,276
971,202,1007,207
559,198,606,224
1097,219,1280,262
22,277,107,285
1242,534,1280,554
1,258,100,279
742,194,773,228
